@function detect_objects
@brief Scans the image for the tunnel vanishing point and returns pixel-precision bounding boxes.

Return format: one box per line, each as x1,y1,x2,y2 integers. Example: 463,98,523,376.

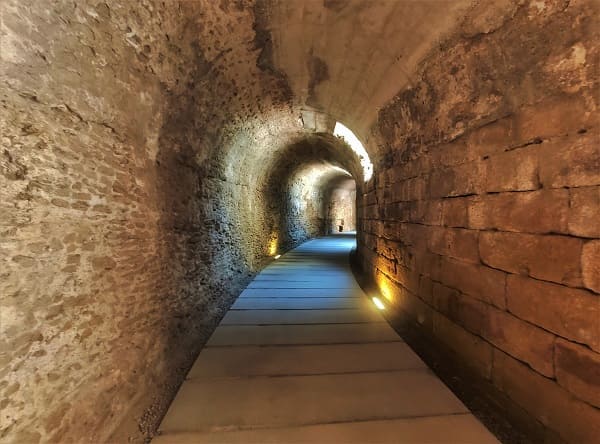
1,0,599,443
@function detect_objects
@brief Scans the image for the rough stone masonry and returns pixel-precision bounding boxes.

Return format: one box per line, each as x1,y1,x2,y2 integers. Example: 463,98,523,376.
1,0,598,443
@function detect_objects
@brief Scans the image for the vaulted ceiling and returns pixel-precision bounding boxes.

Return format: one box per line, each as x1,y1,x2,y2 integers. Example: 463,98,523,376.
264,0,473,138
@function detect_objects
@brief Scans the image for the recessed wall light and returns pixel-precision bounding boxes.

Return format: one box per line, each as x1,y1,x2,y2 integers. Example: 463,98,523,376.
372,297,385,310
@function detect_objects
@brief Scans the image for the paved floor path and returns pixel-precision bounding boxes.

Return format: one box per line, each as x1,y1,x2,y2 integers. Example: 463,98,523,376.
154,234,499,443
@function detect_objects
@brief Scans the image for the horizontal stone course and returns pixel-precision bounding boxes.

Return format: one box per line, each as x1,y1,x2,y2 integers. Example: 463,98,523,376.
506,274,600,352
468,189,569,234
428,226,480,264
492,349,600,444
441,197,469,228
436,257,506,309
432,284,489,338
581,240,600,293
432,312,493,379
483,307,555,378
539,132,600,189
483,147,539,193
428,160,484,198
554,338,600,408
479,231,583,286
515,96,593,142
568,186,600,238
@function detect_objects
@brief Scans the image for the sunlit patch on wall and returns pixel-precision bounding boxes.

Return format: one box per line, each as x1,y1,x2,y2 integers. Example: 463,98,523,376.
330,165,352,176
333,122,373,182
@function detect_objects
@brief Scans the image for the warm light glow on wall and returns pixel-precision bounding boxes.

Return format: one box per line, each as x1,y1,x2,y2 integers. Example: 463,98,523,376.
380,281,393,302
330,165,352,176
375,272,395,304
268,236,278,256
333,122,373,182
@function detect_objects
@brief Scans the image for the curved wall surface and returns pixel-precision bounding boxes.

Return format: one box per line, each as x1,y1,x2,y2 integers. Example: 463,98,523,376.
1,0,598,442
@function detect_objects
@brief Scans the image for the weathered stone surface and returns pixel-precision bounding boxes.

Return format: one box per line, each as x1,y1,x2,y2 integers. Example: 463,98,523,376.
432,312,493,379
437,257,506,309
492,349,600,444
516,96,595,143
359,0,599,441
3,0,599,442
427,227,480,264
428,161,485,198
483,308,555,378
568,186,600,238
539,132,600,188
484,147,539,193
581,240,600,293
0,1,362,442
506,275,600,352
468,189,569,234
432,284,489,338
441,197,469,228
554,339,600,408
479,232,582,286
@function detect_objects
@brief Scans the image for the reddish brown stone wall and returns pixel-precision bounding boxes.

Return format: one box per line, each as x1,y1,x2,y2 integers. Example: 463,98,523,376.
358,1,600,442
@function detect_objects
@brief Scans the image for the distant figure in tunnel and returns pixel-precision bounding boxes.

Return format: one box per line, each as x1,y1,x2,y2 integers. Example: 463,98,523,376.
339,219,344,232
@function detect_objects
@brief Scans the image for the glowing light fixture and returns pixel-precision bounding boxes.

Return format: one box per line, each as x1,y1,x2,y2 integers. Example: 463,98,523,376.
372,296,385,310
274,254,281,259
333,122,373,182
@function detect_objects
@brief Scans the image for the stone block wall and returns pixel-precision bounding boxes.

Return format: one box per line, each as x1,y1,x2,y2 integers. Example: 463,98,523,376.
358,1,600,442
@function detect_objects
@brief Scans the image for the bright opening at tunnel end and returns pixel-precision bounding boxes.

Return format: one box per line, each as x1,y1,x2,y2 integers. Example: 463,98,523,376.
333,122,373,182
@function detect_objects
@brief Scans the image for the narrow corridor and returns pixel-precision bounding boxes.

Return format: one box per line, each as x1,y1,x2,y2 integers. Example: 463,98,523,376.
154,235,499,443
3,2,598,441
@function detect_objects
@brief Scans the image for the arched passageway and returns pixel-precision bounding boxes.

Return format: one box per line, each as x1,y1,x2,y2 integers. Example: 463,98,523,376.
1,1,598,443
324,176,357,234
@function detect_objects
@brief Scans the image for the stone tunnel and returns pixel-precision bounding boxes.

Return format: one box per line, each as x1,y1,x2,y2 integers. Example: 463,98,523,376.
1,0,599,442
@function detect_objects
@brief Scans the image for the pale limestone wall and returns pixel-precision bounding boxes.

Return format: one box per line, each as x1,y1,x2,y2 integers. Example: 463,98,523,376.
326,178,356,233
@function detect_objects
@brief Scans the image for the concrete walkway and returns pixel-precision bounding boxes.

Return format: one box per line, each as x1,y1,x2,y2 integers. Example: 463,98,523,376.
154,234,499,443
